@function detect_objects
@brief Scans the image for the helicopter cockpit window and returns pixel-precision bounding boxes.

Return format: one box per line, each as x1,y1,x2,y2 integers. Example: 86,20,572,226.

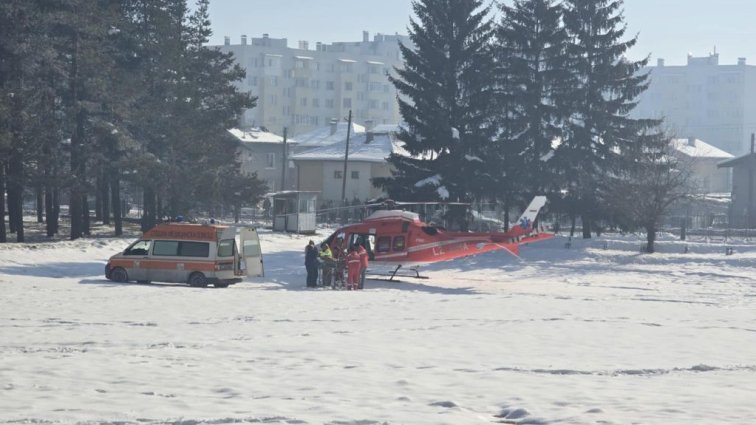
421,226,438,236
402,222,410,233
376,236,391,253
392,236,406,251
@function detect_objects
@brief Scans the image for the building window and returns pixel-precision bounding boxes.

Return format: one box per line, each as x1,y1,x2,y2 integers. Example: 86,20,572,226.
345,82,353,91
301,97,308,107
334,170,343,179
267,153,276,169
313,99,320,108
326,81,335,90
351,171,359,179
326,99,335,108
343,98,352,108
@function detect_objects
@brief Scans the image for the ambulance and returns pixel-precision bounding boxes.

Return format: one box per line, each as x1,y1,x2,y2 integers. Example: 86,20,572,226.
105,223,263,288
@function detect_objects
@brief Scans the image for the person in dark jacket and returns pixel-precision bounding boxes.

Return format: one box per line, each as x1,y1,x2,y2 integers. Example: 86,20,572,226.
305,240,318,288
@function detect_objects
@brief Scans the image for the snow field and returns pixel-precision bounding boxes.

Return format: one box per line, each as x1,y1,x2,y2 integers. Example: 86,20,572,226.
0,230,754,424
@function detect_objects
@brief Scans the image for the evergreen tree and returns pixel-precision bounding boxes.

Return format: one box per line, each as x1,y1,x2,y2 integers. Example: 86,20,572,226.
123,0,255,227
560,0,658,238
376,0,497,227
495,0,571,223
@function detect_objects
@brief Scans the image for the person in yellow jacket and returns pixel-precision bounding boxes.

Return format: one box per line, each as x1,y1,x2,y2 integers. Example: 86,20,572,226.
318,243,333,286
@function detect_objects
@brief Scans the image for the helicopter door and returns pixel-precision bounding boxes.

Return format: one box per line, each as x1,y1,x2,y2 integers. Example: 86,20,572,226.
349,233,375,260
238,227,264,277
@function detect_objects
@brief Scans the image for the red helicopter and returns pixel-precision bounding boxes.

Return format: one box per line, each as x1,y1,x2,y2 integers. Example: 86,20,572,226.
322,196,552,279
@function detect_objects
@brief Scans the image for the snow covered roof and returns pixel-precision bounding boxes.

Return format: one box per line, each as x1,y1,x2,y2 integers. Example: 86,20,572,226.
294,122,366,148
718,152,756,168
291,132,401,163
370,124,401,134
670,138,733,159
228,128,295,145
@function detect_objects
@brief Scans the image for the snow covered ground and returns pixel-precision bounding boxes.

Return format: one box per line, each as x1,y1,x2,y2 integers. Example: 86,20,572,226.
1,228,755,424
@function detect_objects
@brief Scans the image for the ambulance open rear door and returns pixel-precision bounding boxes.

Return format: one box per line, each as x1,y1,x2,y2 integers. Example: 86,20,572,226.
238,227,264,277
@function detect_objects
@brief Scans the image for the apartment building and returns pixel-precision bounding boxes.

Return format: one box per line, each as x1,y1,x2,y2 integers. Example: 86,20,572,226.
633,53,756,156
215,32,408,137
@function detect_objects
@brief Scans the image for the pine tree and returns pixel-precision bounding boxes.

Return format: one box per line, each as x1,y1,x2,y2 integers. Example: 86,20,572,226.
495,0,571,218
0,0,62,242
376,0,497,225
560,0,658,238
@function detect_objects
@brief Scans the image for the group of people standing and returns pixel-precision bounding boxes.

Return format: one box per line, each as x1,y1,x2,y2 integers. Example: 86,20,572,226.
304,238,369,290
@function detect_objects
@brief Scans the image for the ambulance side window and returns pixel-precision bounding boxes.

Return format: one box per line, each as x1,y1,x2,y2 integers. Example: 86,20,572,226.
179,242,210,257
124,240,151,256
217,240,234,257
153,240,179,256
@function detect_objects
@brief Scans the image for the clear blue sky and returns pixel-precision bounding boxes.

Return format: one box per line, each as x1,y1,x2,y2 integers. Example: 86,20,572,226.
202,0,756,65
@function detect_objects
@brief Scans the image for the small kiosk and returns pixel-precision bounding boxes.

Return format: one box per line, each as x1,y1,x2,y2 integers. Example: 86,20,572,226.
270,191,319,234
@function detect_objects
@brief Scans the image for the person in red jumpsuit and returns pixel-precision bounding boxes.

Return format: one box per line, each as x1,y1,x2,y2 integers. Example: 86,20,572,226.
346,246,362,291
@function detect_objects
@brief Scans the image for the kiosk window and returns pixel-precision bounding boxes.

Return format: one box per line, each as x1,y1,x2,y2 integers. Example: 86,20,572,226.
376,236,391,253
180,242,210,257
392,236,406,251
153,240,179,256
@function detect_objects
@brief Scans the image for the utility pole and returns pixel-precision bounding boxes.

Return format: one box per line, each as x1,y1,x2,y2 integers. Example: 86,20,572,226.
749,133,754,229
340,110,352,202
281,127,288,191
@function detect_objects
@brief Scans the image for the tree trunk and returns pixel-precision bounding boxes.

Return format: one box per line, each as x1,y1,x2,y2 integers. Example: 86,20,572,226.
581,214,592,239
110,173,122,236
95,177,103,222
69,34,84,240
100,173,110,225
7,181,17,234
52,188,60,235
156,193,163,222
36,185,44,223
82,195,90,236
569,214,576,237
141,186,156,231
646,226,656,254
503,195,510,232
45,182,56,237
0,162,6,243
8,148,24,242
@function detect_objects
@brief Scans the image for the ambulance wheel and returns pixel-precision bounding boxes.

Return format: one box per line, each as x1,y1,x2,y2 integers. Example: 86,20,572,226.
110,267,129,283
188,272,208,287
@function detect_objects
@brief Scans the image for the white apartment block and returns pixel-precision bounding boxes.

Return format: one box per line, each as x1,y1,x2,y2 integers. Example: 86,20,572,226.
215,32,408,137
633,53,756,156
